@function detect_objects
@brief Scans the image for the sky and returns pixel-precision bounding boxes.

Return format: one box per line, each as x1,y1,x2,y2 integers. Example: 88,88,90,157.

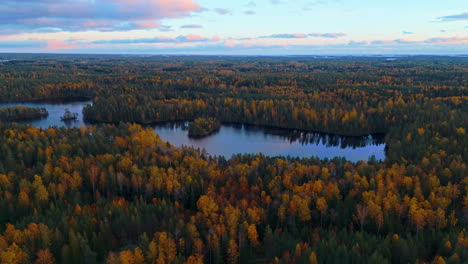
0,0,467,55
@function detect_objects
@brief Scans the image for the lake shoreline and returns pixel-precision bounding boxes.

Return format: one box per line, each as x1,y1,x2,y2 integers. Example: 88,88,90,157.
0,99,386,161
0,95,92,104
84,118,386,138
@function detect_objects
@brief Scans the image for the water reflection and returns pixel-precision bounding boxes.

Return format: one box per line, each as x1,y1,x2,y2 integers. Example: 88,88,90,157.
224,123,384,148
0,102,386,161
0,100,92,128
153,122,386,162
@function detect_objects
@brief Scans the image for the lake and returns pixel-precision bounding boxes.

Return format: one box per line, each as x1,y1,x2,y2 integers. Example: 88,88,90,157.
153,122,385,162
0,101,386,161
0,100,91,128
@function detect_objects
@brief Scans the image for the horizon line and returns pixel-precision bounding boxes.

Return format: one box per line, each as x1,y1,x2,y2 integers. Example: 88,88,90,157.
1,52,467,57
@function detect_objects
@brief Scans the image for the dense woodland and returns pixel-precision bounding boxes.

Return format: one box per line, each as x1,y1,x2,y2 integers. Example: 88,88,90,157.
188,117,221,138
0,106,48,121
0,54,466,264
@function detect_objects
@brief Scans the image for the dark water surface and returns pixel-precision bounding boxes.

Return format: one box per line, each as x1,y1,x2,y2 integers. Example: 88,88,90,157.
0,102,386,161
153,122,385,162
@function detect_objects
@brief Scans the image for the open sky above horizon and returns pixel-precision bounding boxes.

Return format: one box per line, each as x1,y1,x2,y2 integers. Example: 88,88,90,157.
0,0,467,55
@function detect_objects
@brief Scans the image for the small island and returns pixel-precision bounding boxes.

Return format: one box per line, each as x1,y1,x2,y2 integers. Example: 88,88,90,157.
0,105,48,121
188,117,221,138
61,108,79,121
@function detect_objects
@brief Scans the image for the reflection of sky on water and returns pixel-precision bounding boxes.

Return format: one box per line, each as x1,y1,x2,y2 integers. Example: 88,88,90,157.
0,102,386,161
153,122,386,162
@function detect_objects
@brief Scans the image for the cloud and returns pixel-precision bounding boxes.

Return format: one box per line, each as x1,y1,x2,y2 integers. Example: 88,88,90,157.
437,12,468,21
217,35,468,54
403,31,413,35
158,25,173,32
371,40,396,45
394,38,413,44
261,33,307,39
312,33,346,38
91,37,175,45
47,40,76,50
0,0,202,34
215,8,230,15
90,34,219,45
260,33,346,39
135,22,161,29
178,34,205,41
181,24,203,29
424,37,468,44
371,39,415,45
347,41,367,46
363,36,468,45
244,10,256,15
3,35,466,54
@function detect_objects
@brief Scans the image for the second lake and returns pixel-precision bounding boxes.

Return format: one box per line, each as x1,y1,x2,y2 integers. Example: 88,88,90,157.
153,122,385,162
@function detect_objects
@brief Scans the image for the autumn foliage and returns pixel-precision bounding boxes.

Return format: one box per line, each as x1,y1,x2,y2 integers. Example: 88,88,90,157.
0,55,466,263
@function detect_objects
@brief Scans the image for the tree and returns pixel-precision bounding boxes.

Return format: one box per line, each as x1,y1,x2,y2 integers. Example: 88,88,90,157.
432,256,446,264
247,224,259,246
227,239,239,264
134,248,145,264
0,243,29,264
35,249,55,264
316,197,327,225
309,251,318,264
196,195,219,217
32,175,49,203
119,250,135,264
184,254,204,264
354,204,369,231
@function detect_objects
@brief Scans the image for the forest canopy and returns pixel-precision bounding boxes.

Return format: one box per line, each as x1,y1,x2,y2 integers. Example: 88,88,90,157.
0,54,466,264
188,117,221,137
0,105,48,121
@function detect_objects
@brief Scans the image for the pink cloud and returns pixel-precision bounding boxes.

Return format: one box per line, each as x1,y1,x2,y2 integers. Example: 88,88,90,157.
293,33,306,38
394,38,413,43
153,0,202,18
47,40,76,50
135,21,161,29
83,21,113,28
0,35,13,40
224,40,235,47
2,0,203,33
212,35,221,41
185,34,204,41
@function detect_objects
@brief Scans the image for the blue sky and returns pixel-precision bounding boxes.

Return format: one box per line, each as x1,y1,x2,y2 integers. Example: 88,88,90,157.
0,0,466,54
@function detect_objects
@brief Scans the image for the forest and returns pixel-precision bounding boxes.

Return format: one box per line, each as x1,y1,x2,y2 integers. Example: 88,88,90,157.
0,106,48,121
0,54,466,264
188,117,221,138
